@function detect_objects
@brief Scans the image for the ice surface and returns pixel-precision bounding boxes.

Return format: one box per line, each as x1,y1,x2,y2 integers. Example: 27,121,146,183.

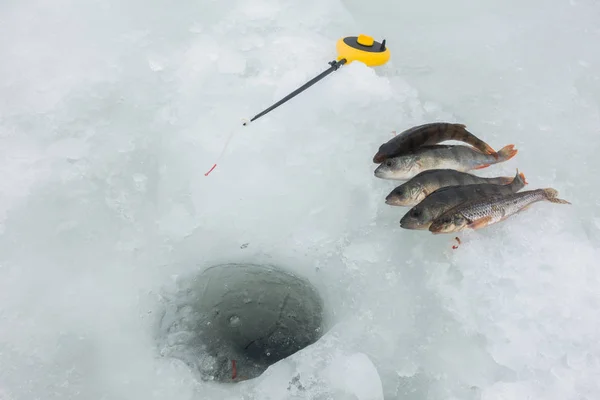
1,0,599,399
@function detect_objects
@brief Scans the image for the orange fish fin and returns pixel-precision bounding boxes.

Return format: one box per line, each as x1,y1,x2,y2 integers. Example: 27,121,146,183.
474,164,491,170
467,216,493,230
496,144,518,162
519,170,528,185
482,144,498,157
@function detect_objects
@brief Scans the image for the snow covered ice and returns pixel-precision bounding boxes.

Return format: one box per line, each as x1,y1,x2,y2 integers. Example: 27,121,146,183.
1,0,599,399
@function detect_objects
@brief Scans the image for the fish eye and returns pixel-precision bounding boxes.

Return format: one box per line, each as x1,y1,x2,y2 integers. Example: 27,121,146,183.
385,160,393,167
411,209,421,217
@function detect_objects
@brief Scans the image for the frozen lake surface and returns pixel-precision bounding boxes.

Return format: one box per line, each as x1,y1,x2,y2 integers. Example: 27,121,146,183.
1,0,599,399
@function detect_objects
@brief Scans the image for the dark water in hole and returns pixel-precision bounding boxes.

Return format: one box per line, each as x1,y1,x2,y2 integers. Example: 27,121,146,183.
158,263,324,382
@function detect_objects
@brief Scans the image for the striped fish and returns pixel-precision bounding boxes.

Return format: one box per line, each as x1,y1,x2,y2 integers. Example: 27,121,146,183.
374,144,518,181
385,169,522,207
428,188,571,234
399,169,527,230
373,123,496,164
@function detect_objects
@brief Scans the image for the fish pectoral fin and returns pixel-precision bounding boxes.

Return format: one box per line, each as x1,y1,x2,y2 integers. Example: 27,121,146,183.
474,164,491,170
467,216,493,230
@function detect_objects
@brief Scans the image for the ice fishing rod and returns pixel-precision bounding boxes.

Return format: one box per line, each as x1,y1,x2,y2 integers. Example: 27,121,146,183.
242,58,347,126
205,34,391,176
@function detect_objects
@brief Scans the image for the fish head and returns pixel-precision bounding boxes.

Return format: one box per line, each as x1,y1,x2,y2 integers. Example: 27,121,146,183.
386,182,424,206
399,204,432,230
374,155,419,180
428,213,467,234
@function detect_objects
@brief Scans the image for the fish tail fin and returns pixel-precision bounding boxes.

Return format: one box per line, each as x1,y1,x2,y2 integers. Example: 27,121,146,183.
519,170,528,185
456,124,497,155
495,144,518,162
483,142,498,157
510,168,527,190
483,141,497,154
542,188,571,204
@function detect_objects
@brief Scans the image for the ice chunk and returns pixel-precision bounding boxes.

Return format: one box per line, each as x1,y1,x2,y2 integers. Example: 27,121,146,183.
248,330,384,400
323,353,385,400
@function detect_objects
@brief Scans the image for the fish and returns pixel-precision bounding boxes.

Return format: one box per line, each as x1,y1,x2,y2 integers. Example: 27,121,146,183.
372,122,496,164
399,169,527,230
374,143,518,181
428,188,571,234
385,169,522,207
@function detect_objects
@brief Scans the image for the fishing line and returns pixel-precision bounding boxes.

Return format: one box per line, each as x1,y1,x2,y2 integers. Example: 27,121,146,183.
204,119,249,176
203,35,390,176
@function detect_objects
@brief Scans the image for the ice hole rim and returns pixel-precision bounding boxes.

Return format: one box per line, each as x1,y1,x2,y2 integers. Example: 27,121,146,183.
156,262,328,383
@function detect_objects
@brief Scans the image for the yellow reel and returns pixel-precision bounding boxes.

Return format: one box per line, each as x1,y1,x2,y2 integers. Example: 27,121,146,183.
336,34,390,67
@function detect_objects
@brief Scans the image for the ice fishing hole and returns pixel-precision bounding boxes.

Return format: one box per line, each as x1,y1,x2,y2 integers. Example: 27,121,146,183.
157,263,325,382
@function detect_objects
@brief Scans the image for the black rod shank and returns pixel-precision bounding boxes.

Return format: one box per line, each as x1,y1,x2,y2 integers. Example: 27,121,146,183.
244,58,347,125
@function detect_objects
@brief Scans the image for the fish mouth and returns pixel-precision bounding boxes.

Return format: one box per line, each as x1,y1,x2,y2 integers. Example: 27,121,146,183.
374,167,387,178
385,196,405,206
375,167,404,180
399,219,428,230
